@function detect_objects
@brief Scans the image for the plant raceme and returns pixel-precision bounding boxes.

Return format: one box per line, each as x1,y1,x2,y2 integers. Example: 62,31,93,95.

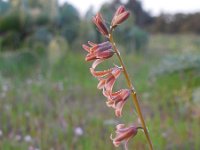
82,5,153,150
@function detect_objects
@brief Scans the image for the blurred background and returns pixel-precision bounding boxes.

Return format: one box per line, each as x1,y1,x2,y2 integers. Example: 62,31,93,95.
0,0,200,149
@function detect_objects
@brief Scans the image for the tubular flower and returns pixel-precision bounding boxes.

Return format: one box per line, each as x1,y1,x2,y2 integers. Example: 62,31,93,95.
111,5,130,28
110,124,138,150
103,89,130,117
90,59,113,78
97,66,122,91
93,13,109,36
82,41,114,61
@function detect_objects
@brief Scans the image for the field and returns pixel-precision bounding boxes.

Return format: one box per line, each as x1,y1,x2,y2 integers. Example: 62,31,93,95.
0,34,200,150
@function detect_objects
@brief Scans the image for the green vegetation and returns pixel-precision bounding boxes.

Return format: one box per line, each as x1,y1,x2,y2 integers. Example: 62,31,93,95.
0,34,199,149
0,0,200,149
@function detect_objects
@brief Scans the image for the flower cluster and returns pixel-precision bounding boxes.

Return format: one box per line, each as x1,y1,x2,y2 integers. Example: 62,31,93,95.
82,5,142,149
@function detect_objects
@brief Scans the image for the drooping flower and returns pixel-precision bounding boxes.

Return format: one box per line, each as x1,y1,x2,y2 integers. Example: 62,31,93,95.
103,89,130,117
97,66,122,91
82,41,114,61
111,5,130,28
111,124,139,150
93,13,109,36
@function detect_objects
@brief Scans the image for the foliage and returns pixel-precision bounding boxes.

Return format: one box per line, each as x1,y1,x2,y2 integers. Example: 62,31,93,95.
33,12,50,26
123,26,148,52
0,1,80,51
32,27,52,44
0,10,21,32
1,31,21,49
0,0,199,149
59,3,80,43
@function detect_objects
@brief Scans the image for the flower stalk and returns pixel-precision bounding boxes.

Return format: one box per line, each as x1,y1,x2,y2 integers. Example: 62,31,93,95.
82,5,154,150
109,30,154,150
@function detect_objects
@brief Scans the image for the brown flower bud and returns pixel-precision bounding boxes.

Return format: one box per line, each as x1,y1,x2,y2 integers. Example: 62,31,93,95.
111,5,130,28
92,13,109,36
82,41,114,61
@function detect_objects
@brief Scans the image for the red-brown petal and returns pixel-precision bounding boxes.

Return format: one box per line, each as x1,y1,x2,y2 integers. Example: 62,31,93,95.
105,75,115,92
82,44,90,52
115,5,126,16
111,67,122,78
112,11,130,27
111,125,138,148
106,100,115,107
96,50,114,59
93,13,109,36
85,53,97,61
116,124,126,130
90,68,111,78
114,127,136,142
92,59,105,69
88,41,97,47
115,101,126,117
97,78,106,89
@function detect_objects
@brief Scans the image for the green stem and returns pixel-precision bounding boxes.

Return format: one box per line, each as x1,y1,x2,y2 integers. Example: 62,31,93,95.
109,31,154,150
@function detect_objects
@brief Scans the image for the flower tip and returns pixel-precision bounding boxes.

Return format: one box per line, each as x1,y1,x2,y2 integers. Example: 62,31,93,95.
111,6,130,28
93,13,109,36
82,44,90,52
115,110,122,117
116,5,126,15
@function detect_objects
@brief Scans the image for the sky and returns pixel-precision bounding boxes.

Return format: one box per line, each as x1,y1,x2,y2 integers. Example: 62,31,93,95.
58,0,200,16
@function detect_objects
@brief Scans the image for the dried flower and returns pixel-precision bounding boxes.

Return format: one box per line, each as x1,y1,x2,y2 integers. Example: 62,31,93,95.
103,89,130,117
82,41,114,61
110,124,138,150
93,13,109,36
111,5,130,28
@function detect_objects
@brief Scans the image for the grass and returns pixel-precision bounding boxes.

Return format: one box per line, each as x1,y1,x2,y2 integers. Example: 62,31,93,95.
0,34,200,150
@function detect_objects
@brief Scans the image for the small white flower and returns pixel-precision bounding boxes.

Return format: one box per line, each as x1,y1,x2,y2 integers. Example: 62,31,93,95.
2,84,9,92
0,130,3,137
24,135,32,142
74,127,83,136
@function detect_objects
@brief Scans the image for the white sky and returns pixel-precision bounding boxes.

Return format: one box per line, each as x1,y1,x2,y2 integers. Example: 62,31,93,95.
59,0,200,16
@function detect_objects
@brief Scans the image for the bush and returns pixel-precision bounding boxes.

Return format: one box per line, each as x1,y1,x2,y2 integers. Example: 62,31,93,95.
128,26,148,52
1,31,21,50
0,11,21,32
26,27,52,47
59,3,80,44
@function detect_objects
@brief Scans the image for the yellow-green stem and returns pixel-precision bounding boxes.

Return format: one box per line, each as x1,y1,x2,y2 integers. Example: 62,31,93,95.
109,32,154,150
